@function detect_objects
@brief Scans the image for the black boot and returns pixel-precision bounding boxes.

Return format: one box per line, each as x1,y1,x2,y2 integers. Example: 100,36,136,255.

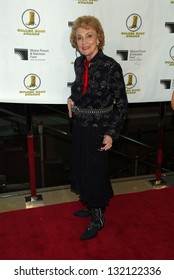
74,208,91,217
80,208,105,240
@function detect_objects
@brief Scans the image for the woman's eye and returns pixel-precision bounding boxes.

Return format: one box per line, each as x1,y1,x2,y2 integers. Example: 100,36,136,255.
87,34,93,39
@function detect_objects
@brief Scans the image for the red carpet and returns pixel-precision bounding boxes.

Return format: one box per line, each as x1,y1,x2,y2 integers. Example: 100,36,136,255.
0,187,174,260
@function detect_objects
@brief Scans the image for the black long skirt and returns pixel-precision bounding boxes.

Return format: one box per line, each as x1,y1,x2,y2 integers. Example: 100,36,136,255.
70,123,114,209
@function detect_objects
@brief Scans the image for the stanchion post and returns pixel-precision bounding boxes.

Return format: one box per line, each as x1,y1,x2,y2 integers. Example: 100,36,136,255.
27,133,37,199
38,121,45,188
25,105,43,205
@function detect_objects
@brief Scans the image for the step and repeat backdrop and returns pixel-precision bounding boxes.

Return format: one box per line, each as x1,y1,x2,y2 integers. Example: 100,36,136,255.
0,0,174,104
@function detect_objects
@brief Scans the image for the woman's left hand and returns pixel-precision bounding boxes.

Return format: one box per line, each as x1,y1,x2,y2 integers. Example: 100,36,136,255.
101,135,113,151
171,90,174,110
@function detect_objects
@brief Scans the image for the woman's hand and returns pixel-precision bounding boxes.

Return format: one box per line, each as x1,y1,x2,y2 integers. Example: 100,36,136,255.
101,135,113,151
67,98,74,118
171,91,174,111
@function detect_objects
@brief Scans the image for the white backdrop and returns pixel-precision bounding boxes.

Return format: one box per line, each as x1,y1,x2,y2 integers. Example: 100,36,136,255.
0,0,174,104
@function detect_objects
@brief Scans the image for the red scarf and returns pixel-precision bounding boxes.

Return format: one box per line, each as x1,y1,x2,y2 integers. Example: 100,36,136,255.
82,59,91,96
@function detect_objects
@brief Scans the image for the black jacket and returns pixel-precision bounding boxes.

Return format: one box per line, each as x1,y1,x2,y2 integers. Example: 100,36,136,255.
70,50,128,140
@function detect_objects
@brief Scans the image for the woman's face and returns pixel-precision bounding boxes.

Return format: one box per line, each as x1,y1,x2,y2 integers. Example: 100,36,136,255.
76,27,99,60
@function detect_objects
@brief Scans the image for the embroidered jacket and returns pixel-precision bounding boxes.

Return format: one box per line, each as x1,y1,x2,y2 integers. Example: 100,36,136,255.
69,50,128,140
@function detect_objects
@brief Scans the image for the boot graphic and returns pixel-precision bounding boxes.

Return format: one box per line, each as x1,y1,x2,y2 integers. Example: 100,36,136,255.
129,15,138,29
28,75,36,88
126,74,133,86
26,11,35,26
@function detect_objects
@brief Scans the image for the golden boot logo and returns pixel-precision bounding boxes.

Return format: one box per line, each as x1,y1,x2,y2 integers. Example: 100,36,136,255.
124,73,137,89
164,46,174,66
126,74,133,87
124,73,140,95
170,46,174,60
28,75,36,88
126,14,142,32
129,15,138,29
27,11,35,26
22,9,40,29
17,9,45,36
121,13,144,38
19,74,45,96
24,74,41,90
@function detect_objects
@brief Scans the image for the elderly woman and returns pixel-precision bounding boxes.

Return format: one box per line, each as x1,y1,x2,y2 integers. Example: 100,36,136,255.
67,15,128,240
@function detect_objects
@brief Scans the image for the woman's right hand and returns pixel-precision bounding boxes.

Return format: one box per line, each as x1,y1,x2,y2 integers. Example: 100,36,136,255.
67,98,74,118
